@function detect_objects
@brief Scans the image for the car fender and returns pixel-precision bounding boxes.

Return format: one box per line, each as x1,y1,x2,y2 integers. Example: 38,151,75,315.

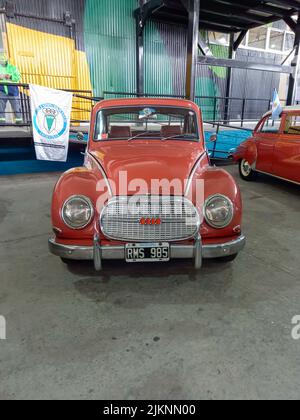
234,138,258,166
51,162,109,240
188,165,243,239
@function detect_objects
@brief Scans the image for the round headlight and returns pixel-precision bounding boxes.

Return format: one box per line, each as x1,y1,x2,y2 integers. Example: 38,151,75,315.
204,195,234,229
62,196,94,230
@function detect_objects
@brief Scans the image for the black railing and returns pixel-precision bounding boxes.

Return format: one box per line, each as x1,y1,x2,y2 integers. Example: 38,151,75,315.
0,83,102,127
194,96,277,127
103,91,285,127
204,121,253,161
0,86,288,129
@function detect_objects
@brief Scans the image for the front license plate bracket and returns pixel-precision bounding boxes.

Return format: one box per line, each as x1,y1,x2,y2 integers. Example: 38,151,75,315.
125,243,170,263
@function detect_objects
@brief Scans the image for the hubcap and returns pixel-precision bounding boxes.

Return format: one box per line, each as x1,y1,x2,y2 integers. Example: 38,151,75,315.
241,159,252,177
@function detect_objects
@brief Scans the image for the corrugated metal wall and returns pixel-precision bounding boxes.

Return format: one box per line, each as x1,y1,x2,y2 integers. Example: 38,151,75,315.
143,17,283,120
7,23,76,89
230,49,281,120
144,21,227,94
84,0,137,97
3,0,92,121
3,0,91,91
3,0,85,50
144,20,185,96
0,0,286,120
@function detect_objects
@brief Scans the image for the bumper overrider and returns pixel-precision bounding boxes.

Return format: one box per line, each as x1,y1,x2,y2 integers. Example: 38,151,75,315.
49,235,246,271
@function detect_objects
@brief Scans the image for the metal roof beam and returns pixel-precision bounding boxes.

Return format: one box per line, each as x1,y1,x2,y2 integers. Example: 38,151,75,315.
233,30,248,51
283,15,297,31
201,6,271,25
134,0,164,29
199,19,247,31
198,56,293,73
212,0,296,16
198,34,214,56
265,0,300,10
135,0,300,33
200,10,269,26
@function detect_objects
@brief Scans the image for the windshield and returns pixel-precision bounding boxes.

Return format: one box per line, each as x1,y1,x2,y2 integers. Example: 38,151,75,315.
94,106,199,142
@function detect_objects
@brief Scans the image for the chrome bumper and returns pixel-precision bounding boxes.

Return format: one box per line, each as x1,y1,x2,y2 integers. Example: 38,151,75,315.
49,235,246,269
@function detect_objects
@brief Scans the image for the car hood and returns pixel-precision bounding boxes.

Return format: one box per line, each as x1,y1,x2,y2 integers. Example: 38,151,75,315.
90,141,207,195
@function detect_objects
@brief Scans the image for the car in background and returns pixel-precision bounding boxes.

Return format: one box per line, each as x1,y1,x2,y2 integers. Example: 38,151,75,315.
49,98,245,271
234,106,300,185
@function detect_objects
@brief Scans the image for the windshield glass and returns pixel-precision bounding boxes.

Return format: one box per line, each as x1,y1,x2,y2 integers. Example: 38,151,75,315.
94,106,199,142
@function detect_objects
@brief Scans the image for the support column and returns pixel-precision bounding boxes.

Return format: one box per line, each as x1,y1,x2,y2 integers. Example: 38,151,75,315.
287,14,300,105
224,33,235,123
136,3,145,97
0,2,11,54
185,0,200,101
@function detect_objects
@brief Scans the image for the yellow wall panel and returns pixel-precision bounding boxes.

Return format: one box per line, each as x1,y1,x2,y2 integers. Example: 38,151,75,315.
73,50,93,122
6,23,93,122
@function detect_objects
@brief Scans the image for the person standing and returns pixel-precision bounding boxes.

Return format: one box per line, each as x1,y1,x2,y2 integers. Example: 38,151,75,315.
0,53,22,124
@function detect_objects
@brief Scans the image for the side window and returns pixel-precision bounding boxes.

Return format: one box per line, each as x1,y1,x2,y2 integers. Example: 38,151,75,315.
260,115,282,134
283,114,300,135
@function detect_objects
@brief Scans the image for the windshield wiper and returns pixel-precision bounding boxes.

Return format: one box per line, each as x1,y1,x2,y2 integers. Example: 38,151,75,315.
127,131,153,142
161,134,198,141
128,133,198,142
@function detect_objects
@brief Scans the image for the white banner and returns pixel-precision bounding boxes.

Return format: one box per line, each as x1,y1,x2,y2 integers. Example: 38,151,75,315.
30,85,73,162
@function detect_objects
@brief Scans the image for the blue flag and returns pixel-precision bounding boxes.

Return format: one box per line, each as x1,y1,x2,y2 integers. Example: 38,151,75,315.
271,89,283,120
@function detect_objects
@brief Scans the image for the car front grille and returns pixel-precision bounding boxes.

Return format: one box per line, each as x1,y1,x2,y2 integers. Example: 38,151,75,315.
100,196,200,242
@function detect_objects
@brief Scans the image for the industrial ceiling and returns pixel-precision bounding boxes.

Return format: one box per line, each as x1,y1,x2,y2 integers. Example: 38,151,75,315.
136,0,300,33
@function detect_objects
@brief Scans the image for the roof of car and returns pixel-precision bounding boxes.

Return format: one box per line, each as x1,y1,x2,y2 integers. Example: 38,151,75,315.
263,105,300,118
96,97,198,110
282,105,300,112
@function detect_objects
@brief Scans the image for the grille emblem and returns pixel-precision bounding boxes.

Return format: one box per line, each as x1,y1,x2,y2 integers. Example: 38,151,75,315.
140,218,161,226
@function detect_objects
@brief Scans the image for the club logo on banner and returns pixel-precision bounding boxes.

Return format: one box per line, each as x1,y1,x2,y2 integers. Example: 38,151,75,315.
30,85,73,162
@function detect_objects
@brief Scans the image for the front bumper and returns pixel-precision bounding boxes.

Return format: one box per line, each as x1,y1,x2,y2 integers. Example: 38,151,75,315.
49,235,246,269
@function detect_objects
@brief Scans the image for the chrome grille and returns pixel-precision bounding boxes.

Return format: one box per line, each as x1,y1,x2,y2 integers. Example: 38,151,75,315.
100,196,200,242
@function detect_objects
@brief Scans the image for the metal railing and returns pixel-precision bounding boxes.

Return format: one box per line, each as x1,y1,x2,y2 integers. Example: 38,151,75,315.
0,83,102,127
0,87,284,163
205,121,253,160
0,87,287,130
195,96,278,127
103,91,285,127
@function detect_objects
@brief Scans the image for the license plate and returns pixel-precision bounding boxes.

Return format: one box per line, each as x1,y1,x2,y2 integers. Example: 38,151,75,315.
125,243,170,263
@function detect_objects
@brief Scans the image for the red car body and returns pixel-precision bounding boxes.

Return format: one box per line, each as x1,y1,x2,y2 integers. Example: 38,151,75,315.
234,106,300,185
49,98,245,270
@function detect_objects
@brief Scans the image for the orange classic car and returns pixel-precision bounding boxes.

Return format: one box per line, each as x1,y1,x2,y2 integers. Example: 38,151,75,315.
49,98,245,271
234,106,300,185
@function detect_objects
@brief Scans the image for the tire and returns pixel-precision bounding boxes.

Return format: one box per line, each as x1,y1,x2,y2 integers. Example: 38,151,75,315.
217,253,238,263
239,159,257,181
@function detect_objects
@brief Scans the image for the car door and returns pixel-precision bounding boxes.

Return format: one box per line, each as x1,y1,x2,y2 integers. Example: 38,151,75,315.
255,114,283,174
273,112,300,183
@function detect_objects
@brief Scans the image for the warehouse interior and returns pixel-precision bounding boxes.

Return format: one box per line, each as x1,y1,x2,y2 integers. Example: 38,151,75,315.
0,0,300,401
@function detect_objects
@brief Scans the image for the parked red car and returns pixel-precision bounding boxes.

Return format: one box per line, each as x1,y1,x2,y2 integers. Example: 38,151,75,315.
49,98,245,271
234,106,300,185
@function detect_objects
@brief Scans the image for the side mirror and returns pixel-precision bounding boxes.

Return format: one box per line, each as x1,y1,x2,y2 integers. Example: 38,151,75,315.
77,132,85,142
210,133,217,143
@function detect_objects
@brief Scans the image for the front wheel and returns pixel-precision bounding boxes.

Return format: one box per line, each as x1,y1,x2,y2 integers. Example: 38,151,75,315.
239,159,257,181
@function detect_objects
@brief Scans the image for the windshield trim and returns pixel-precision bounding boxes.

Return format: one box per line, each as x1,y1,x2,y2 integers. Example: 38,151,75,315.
93,105,201,143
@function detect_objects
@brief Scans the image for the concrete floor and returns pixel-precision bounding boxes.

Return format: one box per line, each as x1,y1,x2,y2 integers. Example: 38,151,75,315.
0,166,299,400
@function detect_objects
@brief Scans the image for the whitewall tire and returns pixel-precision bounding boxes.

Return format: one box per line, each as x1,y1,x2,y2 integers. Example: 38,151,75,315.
239,159,256,181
